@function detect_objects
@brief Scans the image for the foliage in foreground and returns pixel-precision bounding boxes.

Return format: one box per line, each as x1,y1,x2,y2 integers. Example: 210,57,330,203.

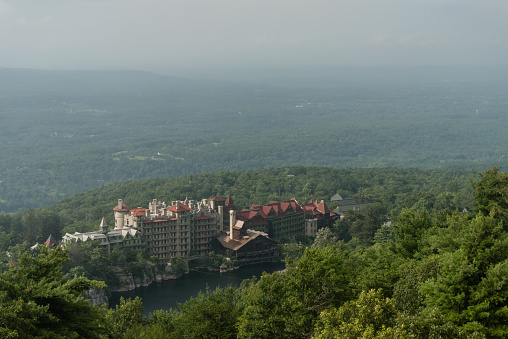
0,246,108,338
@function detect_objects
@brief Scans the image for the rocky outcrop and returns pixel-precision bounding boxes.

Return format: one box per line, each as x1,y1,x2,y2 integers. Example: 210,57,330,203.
109,263,184,292
112,267,136,292
84,288,108,306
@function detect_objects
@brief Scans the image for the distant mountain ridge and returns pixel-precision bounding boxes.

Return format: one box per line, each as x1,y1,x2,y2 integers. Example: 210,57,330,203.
0,68,190,94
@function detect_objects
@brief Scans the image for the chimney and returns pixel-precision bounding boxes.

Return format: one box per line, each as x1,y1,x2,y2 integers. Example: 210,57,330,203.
229,210,236,240
218,205,224,231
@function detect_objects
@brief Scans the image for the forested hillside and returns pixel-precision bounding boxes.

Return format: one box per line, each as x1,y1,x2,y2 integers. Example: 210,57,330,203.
1,167,507,338
0,166,475,256
1,68,507,212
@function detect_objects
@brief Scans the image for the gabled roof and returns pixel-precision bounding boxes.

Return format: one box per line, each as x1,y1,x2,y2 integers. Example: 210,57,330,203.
331,193,343,201
225,195,235,208
302,200,333,215
261,205,276,216
211,197,226,202
302,205,322,215
280,202,289,210
317,201,333,214
238,210,268,221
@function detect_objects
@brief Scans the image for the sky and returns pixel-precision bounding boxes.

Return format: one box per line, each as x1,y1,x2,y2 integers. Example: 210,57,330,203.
0,0,507,73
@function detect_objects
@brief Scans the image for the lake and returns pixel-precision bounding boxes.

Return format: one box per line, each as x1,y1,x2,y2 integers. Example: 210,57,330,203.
109,262,286,315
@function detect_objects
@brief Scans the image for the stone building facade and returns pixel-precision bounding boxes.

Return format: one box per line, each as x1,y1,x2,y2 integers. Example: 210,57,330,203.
113,198,225,260
62,217,145,255
301,200,339,237
62,196,337,261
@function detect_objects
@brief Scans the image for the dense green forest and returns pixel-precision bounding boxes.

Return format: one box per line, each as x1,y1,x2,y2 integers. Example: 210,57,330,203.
1,68,507,212
1,167,507,338
0,166,476,249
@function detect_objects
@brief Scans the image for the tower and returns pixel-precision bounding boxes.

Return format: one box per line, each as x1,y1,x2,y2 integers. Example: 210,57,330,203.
113,199,131,228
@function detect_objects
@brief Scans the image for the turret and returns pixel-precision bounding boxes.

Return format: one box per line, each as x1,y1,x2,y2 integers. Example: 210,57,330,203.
113,198,131,229
99,217,109,234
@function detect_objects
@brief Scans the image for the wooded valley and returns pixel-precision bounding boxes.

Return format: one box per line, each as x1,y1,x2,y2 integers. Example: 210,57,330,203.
1,68,507,212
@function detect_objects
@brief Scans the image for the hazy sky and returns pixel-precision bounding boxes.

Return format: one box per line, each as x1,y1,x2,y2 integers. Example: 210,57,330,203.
0,0,507,72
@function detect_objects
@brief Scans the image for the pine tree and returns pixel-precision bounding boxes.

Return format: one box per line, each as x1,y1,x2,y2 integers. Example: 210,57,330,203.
0,246,109,338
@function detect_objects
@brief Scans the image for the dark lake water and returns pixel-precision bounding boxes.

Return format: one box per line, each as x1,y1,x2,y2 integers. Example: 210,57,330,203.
109,262,286,315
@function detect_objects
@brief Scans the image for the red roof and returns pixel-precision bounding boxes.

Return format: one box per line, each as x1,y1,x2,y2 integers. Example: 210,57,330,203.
113,200,131,212
212,197,226,202
168,203,191,213
45,234,58,247
131,211,144,217
317,201,333,214
225,195,236,208
237,210,268,220
262,205,277,216
280,202,291,211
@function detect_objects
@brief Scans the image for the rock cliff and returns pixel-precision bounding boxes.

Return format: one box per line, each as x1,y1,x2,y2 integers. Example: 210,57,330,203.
109,263,184,292
84,288,108,306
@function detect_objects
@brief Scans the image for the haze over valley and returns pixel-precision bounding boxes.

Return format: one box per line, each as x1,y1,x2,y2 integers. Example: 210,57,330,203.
1,66,507,213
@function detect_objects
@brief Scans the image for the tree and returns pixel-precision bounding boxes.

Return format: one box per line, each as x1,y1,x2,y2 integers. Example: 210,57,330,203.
107,296,145,338
373,224,394,244
355,243,403,298
169,257,187,276
171,287,240,339
0,246,108,338
345,203,387,247
393,208,432,258
392,256,440,315
420,214,508,338
472,167,508,225
312,227,338,248
312,289,405,339
238,245,358,338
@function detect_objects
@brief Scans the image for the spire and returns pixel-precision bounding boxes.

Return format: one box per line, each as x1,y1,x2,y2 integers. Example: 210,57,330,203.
226,194,236,210
100,217,109,234
45,234,58,247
